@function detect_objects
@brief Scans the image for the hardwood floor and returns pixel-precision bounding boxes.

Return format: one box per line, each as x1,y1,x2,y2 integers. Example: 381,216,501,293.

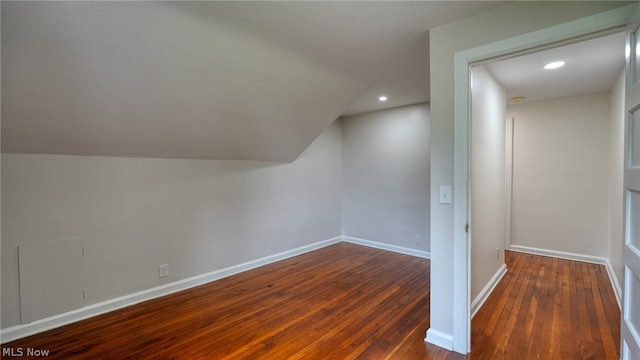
1,243,462,359
471,251,620,360
1,245,620,359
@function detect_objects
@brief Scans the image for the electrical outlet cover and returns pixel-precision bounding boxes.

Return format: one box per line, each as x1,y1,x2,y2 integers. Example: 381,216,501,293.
159,264,169,278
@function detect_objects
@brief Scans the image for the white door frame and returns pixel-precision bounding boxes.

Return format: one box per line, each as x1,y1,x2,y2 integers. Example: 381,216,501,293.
622,5,640,359
505,117,514,250
451,5,635,354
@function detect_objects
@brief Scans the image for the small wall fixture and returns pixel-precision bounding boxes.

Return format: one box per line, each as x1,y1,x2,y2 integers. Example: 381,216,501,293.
543,61,565,70
510,96,525,103
378,96,388,102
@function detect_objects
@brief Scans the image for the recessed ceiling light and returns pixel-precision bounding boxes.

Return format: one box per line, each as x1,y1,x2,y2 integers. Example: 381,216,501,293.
378,96,388,102
543,61,565,70
511,96,525,103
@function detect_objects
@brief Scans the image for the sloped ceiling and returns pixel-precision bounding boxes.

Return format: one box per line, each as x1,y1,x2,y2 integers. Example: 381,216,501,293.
1,1,364,162
1,1,507,162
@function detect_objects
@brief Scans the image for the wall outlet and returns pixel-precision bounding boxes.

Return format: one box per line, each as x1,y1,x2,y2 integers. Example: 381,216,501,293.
496,247,500,260
159,264,169,278
415,235,422,245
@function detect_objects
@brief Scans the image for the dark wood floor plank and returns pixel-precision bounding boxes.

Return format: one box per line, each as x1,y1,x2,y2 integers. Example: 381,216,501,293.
586,262,620,359
543,256,560,360
523,257,546,359
588,264,618,358
491,254,526,353
472,252,529,359
576,258,601,359
560,255,574,360
502,253,540,359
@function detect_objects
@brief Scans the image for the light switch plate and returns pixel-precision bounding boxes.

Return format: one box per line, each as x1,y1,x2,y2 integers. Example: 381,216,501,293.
439,186,452,204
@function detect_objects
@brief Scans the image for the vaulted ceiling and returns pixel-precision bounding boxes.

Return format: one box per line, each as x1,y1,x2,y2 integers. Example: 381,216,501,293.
2,1,509,162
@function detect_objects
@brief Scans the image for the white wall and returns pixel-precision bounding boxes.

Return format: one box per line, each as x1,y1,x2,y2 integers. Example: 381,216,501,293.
507,93,611,257
470,66,506,302
428,1,628,350
1,121,343,329
341,104,430,252
608,70,626,294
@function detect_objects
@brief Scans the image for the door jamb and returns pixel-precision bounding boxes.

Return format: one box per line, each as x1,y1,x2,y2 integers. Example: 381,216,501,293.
505,117,514,251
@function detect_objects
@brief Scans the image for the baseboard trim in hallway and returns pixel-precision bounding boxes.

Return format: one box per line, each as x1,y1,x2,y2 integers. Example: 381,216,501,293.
471,263,508,319
508,244,621,307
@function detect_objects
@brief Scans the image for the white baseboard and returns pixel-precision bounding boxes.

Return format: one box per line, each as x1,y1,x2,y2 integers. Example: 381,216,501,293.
509,244,607,264
1,236,343,344
343,236,431,259
425,328,453,351
508,244,621,308
471,263,508,319
603,259,622,308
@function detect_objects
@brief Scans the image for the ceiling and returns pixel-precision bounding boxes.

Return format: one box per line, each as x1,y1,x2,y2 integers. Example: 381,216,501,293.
199,1,508,117
1,1,506,162
485,31,627,105
5,2,630,163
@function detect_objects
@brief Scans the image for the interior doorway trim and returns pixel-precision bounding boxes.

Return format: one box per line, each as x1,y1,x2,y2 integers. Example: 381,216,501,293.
451,4,635,354
505,117,514,250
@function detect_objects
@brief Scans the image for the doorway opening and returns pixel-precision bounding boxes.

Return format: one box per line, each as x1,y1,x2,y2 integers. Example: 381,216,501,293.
467,29,626,357
449,4,634,353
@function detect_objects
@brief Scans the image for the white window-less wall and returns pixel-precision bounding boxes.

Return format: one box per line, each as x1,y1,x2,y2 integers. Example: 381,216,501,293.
507,93,612,258
341,104,431,254
469,66,508,316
